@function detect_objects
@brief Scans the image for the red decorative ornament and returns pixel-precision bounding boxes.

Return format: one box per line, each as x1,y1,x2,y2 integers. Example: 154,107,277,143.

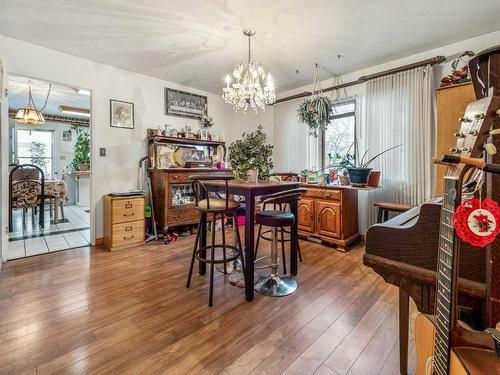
453,198,500,247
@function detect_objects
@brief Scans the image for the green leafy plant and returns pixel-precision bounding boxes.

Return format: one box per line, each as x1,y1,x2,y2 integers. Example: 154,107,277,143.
227,125,273,181
297,96,334,137
70,127,90,170
200,115,214,129
29,141,48,172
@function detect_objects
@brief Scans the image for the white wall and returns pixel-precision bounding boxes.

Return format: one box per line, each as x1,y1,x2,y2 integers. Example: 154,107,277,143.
0,34,271,261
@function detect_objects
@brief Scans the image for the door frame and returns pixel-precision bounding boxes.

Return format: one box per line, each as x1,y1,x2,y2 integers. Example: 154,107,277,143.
1,72,95,262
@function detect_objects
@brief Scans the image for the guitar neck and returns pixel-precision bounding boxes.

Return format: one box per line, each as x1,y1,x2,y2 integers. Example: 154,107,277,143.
433,177,461,375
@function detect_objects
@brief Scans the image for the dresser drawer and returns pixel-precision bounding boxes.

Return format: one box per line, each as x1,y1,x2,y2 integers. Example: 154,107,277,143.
112,198,144,224
111,220,144,248
304,188,341,201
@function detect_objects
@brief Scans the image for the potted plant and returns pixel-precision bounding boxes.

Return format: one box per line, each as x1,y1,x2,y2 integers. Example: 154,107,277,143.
339,143,401,187
297,96,334,137
227,125,273,182
200,115,214,129
70,127,91,171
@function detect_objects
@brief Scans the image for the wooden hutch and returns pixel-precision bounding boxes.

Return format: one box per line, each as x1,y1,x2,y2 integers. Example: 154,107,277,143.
148,132,232,232
297,184,360,251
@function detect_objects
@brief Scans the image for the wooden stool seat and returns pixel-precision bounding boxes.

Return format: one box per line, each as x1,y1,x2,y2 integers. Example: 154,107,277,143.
374,202,415,223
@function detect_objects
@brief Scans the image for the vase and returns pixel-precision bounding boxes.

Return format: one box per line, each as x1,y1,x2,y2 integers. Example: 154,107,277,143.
367,170,381,187
347,168,372,187
338,174,350,186
79,163,90,171
246,169,259,183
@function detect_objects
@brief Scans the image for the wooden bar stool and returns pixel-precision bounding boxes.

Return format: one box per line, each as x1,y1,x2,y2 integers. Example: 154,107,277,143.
254,188,305,297
186,175,245,307
374,202,414,223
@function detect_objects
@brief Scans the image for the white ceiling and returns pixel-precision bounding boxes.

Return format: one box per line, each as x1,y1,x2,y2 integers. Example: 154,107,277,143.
8,75,91,119
1,0,500,94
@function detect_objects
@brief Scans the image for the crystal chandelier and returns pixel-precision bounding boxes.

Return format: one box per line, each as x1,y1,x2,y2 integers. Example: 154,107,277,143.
222,29,276,112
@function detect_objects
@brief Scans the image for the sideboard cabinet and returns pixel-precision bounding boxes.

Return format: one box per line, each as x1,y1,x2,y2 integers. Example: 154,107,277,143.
297,185,359,251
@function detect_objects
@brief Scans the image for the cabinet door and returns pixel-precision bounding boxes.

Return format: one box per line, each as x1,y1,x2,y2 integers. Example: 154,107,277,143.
298,198,315,233
316,201,341,238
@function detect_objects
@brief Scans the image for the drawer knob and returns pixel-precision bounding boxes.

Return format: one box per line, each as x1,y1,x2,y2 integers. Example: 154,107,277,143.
125,226,133,231
124,213,134,217
125,203,133,208
123,235,134,240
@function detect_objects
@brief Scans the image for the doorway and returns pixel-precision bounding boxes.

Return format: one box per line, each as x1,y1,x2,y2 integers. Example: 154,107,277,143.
7,75,92,259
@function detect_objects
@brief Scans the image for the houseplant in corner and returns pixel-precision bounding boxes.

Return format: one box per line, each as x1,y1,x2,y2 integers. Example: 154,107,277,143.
227,125,273,182
70,127,91,171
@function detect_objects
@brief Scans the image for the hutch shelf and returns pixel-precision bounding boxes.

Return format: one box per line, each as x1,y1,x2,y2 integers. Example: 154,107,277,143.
147,133,232,232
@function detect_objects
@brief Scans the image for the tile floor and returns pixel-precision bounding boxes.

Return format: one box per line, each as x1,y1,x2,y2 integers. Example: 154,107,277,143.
8,205,90,260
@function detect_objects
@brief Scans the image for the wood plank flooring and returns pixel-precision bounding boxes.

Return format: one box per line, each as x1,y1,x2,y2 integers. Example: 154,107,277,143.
0,230,416,374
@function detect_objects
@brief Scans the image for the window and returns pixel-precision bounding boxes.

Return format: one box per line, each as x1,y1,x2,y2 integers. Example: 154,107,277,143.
322,100,356,169
16,129,54,179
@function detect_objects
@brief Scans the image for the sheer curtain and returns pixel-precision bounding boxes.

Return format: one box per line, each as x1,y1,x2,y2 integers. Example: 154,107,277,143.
362,65,435,225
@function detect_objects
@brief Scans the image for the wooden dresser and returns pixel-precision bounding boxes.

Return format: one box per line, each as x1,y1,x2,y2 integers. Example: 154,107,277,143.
297,184,360,251
103,195,145,251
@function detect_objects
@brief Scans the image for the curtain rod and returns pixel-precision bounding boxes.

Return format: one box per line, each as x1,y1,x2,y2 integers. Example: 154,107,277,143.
274,55,446,105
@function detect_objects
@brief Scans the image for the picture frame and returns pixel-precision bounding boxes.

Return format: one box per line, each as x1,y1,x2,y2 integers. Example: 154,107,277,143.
165,88,207,119
110,99,134,129
62,130,72,142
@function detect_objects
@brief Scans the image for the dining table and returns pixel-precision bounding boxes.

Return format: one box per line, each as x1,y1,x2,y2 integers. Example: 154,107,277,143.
203,180,300,302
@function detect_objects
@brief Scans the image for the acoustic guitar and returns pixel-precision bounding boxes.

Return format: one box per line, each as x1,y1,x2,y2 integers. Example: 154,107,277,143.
415,96,500,375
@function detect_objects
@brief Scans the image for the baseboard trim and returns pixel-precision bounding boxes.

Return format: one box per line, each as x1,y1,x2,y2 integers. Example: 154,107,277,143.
94,237,104,246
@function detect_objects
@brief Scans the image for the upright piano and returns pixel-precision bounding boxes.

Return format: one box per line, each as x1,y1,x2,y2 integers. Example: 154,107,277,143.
364,198,487,374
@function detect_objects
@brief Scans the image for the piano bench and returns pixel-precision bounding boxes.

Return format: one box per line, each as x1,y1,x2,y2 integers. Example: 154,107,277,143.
374,202,415,223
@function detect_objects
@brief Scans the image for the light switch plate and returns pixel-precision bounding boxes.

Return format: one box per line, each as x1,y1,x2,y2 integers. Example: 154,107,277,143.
99,147,106,156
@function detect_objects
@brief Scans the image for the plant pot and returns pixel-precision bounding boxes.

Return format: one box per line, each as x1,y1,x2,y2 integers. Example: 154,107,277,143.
79,163,90,171
246,169,259,183
367,170,381,187
347,168,372,187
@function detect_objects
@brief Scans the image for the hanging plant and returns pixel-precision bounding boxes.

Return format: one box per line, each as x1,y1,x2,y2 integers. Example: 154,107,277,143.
297,64,334,137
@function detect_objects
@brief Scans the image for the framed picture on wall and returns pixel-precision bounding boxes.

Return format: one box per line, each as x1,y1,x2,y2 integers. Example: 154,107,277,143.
110,99,134,129
165,88,207,119
62,130,72,142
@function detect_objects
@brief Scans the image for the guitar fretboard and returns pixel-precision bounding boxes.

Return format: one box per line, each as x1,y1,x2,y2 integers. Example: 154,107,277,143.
433,177,460,375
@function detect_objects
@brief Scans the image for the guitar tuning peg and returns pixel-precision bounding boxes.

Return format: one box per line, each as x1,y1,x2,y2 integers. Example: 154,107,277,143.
484,143,497,155
449,147,459,153
461,147,471,153
490,128,500,136
459,117,472,123
468,129,479,136
475,113,485,120
453,130,465,138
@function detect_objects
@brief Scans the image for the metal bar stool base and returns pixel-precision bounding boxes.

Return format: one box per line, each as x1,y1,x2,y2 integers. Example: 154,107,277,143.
254,274,297,297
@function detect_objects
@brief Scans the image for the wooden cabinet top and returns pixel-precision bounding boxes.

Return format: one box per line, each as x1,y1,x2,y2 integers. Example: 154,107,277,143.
148,134,226,147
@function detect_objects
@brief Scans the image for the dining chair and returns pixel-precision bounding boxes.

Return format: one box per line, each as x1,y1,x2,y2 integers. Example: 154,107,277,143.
9,164,45,231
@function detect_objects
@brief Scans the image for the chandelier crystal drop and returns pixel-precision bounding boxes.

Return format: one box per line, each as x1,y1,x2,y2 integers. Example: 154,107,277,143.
222,29,276,112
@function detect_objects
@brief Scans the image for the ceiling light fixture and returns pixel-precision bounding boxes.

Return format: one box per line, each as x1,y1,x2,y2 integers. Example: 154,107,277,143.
222,29,276,112
58,105,91,117
14,84,51,126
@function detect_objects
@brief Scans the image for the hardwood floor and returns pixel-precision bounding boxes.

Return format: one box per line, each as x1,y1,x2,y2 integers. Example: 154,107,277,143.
0,229,416,375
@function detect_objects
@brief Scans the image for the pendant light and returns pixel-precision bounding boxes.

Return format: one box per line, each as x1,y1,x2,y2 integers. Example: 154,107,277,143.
14,84,51,125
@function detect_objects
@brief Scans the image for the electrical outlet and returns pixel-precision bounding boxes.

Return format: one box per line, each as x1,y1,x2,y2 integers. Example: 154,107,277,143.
99,148,106,156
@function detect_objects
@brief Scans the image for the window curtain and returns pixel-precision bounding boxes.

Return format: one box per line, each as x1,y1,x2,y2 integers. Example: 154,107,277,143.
273,99,320,173
362,65,435,225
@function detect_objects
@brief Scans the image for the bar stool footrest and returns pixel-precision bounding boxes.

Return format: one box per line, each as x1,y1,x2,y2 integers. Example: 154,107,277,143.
195,244,241,264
